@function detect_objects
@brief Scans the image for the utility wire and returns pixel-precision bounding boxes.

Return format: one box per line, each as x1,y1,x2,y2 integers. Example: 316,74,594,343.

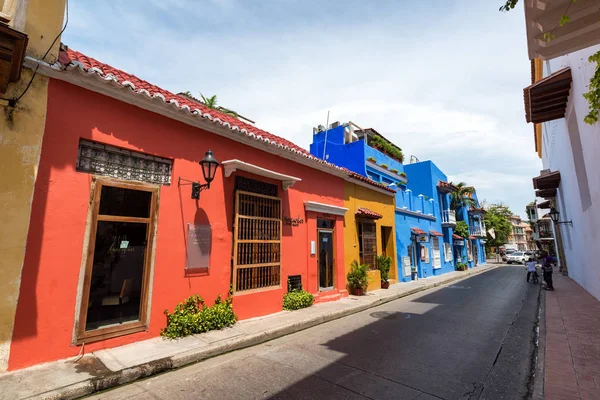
1,0,69,106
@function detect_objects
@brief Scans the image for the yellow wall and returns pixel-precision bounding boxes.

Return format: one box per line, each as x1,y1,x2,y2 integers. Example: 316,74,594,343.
343,181,397,292
0,0,66,371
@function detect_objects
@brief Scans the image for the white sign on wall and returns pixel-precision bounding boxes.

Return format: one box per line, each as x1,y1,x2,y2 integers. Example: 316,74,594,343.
402,256,411,276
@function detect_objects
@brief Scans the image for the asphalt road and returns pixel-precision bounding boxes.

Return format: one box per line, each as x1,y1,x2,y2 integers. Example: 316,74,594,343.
88,266,541,400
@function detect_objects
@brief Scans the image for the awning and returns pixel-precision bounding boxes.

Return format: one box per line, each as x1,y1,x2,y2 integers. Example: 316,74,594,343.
452,234,463,240
533,171,561,190
411,227,427,235
468,207,487,215
304,201,348,216
437,180,458,193
536,188,557,199
524,68,572,124
356,207,382,220
429,230,443,237
222,159,301,190
537,200,551,209
469,236,476,240
524,0,600,60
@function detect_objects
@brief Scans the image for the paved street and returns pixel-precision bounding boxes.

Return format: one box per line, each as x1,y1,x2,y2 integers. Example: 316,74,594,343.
88,266,540,400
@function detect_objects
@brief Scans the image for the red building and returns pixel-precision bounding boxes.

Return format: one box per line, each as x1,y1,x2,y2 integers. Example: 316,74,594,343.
8,48,354,370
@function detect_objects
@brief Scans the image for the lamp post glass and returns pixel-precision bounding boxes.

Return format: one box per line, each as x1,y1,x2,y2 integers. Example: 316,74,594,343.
200,149,219,185
549,208,559,223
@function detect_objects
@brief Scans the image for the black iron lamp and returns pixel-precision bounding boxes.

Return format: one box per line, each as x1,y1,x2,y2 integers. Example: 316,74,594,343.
549,207,572,227
179,149,220,199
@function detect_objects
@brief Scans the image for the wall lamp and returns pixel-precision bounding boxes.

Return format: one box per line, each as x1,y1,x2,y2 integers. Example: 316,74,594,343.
178,149,220,199
548,207,572,227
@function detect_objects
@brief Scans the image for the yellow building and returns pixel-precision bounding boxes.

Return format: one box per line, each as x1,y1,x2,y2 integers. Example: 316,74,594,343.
344,173,397,292
0,0,66,371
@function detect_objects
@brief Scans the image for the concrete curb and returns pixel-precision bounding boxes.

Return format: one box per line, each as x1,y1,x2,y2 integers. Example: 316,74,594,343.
32,265,499,400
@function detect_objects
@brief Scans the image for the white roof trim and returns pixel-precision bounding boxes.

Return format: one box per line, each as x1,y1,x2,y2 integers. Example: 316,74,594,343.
222,159,301,190
304,201,348,216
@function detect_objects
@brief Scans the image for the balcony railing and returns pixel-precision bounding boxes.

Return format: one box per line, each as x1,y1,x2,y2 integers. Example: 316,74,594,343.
471,223,486,237
441,210,456,226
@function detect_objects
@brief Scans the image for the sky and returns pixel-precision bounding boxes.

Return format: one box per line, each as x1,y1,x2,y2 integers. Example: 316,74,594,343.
62,0,541,218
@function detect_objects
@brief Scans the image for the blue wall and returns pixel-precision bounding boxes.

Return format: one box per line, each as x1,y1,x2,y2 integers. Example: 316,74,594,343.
309,123,474,282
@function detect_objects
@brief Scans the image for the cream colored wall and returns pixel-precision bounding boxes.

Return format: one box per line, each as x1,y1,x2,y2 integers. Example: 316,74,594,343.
0,0,65,371
343,182,397,292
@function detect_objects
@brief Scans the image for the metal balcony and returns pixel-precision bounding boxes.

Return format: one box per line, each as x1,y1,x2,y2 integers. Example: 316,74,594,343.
441,210,456,227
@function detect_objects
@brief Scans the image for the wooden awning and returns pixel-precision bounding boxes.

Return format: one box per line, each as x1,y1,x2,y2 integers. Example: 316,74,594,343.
524,68,572,124
537,200,551,209
468,207,487,215
222,159,301,190
533,171,561,190
536,188,557,199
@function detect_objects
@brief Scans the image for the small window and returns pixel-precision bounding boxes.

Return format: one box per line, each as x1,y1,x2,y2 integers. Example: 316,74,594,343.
367,172,381,182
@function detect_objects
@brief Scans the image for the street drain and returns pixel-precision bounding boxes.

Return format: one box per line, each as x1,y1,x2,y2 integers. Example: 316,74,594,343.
369,311,399,320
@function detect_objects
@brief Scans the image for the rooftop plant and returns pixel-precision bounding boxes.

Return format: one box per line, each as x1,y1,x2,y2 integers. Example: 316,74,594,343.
369,135,404,163
390,168,399,174
366,156,377,163
380,163,389,169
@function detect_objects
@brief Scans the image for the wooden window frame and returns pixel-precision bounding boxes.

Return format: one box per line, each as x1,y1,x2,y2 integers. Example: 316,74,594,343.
357,219,377,269
232,190,282,295
75,177,159,344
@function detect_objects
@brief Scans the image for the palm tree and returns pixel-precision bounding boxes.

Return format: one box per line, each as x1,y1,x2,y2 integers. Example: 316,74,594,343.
199,93,239,118
450,182,476,211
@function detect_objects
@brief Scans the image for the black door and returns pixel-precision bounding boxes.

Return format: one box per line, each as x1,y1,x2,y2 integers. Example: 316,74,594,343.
318,230,334,289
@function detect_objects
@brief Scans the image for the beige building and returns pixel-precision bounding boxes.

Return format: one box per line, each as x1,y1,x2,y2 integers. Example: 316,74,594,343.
0,0,67,371
506,215,530,251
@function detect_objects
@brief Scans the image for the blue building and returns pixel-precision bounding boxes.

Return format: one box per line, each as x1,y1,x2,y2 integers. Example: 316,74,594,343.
310,121,486,282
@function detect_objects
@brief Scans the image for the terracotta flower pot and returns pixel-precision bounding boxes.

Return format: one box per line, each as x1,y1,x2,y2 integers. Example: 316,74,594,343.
352,287,365,296
381,281,390,289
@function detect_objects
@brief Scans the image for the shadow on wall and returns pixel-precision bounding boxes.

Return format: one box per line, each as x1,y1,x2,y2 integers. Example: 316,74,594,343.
264,267,535,399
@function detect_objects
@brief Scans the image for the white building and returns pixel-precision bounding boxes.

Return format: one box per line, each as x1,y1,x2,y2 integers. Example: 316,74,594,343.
522,0,600,300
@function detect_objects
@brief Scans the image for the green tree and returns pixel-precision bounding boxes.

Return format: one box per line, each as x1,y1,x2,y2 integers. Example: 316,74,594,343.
450,182,476,211
484,204,513,252
454,220,470,238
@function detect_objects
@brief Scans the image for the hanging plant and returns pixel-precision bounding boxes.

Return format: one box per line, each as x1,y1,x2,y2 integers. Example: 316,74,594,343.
583,51,600,125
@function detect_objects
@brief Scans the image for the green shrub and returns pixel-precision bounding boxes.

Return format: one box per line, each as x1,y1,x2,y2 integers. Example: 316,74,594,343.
161,288,237,339
347,260,371,290
283,290,314,310
454,221,469,238
377,254,392,282
369,135,404,163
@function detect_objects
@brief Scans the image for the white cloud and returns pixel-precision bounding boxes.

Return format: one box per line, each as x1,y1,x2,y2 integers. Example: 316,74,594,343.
63,0,540,218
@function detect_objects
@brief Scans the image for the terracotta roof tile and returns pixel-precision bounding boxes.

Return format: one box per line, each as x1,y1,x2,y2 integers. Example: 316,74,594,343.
57,48,345,173
469,235,476,240
411,227,427,235
429,230,443,237
437,180,458,193
452,234,463,240
356,207,383,219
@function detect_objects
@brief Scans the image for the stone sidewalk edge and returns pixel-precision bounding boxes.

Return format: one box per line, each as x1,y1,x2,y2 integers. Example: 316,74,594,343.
35,265,499,400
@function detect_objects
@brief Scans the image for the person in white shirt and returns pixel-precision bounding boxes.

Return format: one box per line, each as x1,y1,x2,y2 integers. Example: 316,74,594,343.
526,260,537,283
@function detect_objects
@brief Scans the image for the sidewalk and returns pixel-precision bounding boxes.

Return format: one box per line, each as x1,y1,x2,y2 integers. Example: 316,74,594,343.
0,264,496,400
544,274,600,400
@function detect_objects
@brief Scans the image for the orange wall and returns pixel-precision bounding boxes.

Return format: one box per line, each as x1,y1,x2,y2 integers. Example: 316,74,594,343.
9,79,345,370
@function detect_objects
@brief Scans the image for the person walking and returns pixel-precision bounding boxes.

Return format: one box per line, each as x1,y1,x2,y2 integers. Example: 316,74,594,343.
526,259,537,283
541,252,555,291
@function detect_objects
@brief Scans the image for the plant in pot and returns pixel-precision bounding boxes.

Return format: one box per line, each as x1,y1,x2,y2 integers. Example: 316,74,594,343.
366,156,377,163
456,262,468,271
377,254,392,289
347,260,370,295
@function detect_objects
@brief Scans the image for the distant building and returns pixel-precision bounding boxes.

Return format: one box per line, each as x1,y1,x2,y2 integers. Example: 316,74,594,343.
506,215,529,251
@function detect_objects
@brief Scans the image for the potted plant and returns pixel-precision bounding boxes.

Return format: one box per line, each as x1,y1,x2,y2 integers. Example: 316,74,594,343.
347,260,370,295
366,156,377,163
411,266,418,280
377,255,392,289
380,163,389,170
456,262,468,271
390,168,399,174
400,172,407,178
